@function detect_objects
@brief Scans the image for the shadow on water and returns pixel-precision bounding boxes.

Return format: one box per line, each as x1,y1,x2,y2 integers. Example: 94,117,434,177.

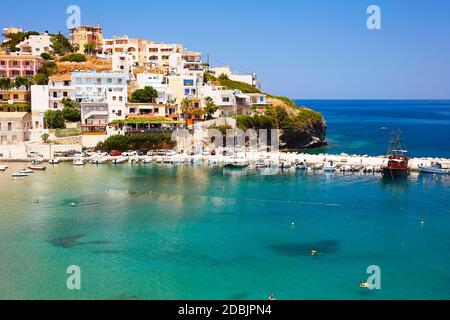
380,177,409,191
49,234,112,249
268,240,340,256
229,292,250,300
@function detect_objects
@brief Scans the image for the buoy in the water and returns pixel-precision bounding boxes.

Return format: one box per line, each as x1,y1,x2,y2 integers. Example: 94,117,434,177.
71,202,76,207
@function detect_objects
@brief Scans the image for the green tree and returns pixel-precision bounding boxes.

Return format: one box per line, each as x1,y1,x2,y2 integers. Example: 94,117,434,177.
204,96,218,120
51,33,74,55
180,98,194,119
130,86,158,103
62,98,81,122
45,110,66,129
41,133,50,144
14,76,32,89
83,42,97,55
40,52,53,60
0,78,12,90
60,53,86,62
33,73,49,85
218,73,229,81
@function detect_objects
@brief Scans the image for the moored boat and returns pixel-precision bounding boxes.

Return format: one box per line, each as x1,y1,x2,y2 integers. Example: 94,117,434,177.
382,130,410,179
295,161,307,170
112,157,127,164
0,164,8,171
48,158,60,164
12,171,28,177
323,160,336,172
73,158,86,166
224,157,250,168
418,162,450,174
28,165,47,171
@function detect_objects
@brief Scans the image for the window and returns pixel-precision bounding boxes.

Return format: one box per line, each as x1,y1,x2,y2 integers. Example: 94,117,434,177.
53,92,57,98
223,97,230,103
194,103,199,108
118,79,123,84
119,96,123,102
96,78,101,84
63,92,68,97
129,108,136,114
107,78,112,83
13,94,19,99
154,108,159,113
184,89,190,95
112,96,117,101
7,122,12,131
64,81,70,86
117,110,122,116
53,102,58,109
183,80,194,86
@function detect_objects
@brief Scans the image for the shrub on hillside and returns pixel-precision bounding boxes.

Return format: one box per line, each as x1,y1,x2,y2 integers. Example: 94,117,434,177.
60,53,87,63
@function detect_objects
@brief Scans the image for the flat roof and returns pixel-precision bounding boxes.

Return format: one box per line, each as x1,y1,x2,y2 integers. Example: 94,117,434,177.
0,54,42,60
0,112,29,118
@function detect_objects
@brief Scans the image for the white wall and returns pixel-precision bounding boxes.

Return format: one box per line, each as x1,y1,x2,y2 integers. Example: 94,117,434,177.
31,85,49,130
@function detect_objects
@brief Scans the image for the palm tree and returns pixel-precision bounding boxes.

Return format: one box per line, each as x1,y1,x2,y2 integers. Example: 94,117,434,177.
181,98,194,120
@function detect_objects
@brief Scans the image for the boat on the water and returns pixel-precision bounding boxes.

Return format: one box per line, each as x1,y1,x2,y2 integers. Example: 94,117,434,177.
323,160,336,172
90,157,108,165
295,161,307,170
129,156,140,164
19,168,34,174
112,157,127,164
418,162,449,174
224,157,250,168
28,165,47,171
280,161,292,169
12,171,28,177
73,158,86,166
255,158,270,169
382,130,410,179
0,164,8,171
49,157,60,164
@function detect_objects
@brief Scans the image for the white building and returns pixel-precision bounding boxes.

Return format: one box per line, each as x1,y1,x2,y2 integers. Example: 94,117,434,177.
72,71,128,134
136,73,174,104
210,66,260,89
16,33,52,56
48,75,76,110
31,85,49,130
167,73,203,104
169,51,203,75
112,53,133,76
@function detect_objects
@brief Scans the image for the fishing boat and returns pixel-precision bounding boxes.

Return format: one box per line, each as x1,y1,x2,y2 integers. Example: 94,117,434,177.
0,164,8,171
12,171,28,177
382,130,410,179
73,158,86,166
28,164,47,171
323,160,336,172
418,162,450,174
224,157,250,168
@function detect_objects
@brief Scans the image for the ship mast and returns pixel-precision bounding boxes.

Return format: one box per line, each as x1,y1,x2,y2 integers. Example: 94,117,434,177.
387,129,407,157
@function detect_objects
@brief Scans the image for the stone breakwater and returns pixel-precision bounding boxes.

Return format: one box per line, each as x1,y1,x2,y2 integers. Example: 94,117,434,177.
1,151,449,172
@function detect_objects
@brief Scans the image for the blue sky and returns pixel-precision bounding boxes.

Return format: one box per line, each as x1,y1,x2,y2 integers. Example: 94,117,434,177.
2,0,450,99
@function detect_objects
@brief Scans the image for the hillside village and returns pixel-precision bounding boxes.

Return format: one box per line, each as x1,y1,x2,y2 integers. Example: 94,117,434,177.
0,25,326,156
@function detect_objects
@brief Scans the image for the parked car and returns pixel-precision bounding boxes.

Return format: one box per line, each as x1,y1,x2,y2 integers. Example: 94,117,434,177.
147,150,155,156
122,150,137,157
138,150,148,156
164,150,177,156
110,150,122,157
94,151,108,157
27,151,43,158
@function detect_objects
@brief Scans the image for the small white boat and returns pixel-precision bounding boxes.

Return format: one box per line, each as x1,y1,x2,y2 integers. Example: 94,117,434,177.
90,157,108,165
48,158,60,164
142,157,153,164
418,162,450,174
295,161,307,170
323,161,336,172
73,158,86,166
0,164,8,171
224,158,250,168
19,168,34,174
280,161,292,169
112,157,127,164
129,156,140,164
162,157,175,164
255,159,270,168
12,171,28,177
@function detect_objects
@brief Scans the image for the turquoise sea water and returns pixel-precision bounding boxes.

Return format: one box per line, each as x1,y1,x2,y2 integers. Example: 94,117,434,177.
295,100,450,158
0,163,449,300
